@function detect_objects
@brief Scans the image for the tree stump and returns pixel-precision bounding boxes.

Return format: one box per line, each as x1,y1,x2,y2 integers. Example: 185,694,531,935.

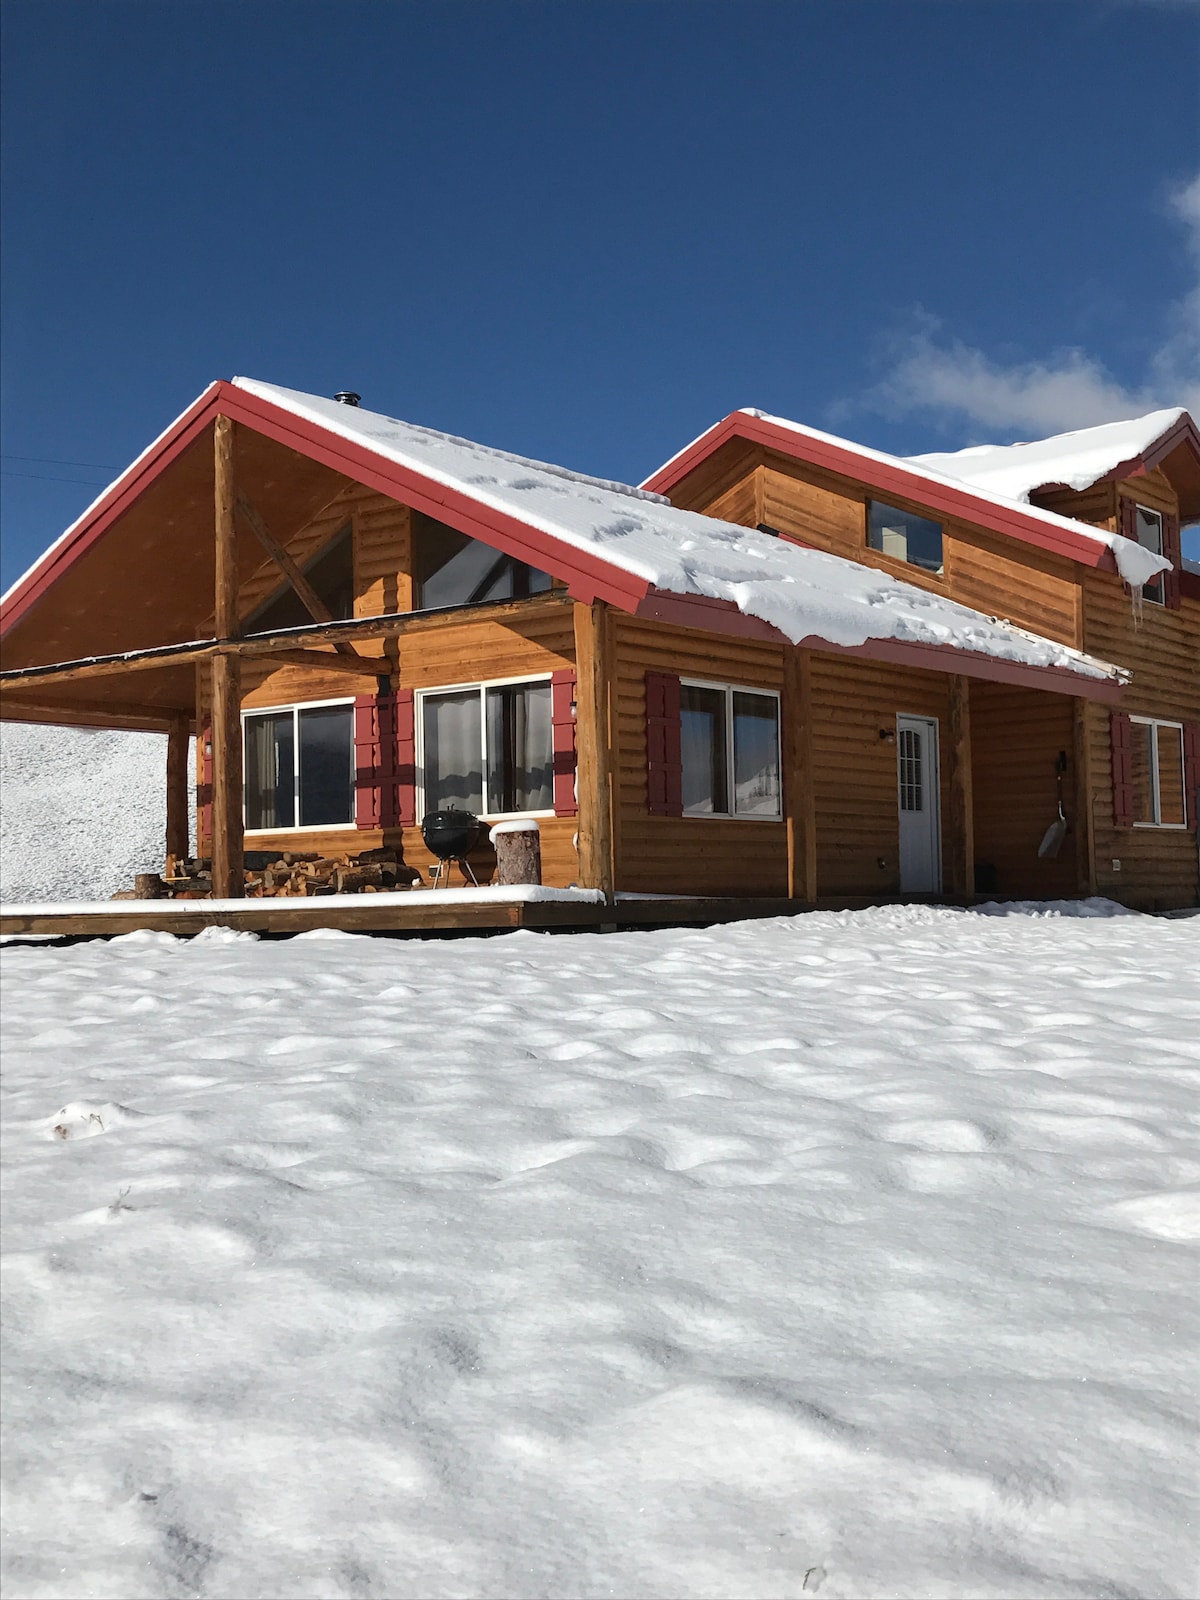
134,873,168,899
490,820,542,885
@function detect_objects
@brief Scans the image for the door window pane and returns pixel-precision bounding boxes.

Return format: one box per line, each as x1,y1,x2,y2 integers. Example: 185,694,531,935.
423,690,483,813
681,684,728,814
486,682,552,812
298,705,354,826
244,712,295,829
899,727,923,812
732,692,780,816
1156,724,1185,825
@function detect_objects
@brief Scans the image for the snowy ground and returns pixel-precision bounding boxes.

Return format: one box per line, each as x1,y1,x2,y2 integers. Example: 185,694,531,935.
1,905,1197,1600
0,724,181,902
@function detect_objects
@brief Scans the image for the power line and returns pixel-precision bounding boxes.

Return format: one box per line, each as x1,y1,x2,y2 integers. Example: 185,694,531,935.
2,452,119,471
1,469,112,486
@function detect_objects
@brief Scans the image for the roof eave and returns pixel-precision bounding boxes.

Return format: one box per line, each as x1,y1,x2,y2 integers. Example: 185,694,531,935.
635,587,1125,702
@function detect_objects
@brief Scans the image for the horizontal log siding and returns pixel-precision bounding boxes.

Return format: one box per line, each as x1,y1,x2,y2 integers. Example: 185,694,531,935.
662,439,763,520
1081,492,1199,907
239,599,580,885
969,683,1079,900
611,614,788,896
758,454,1081,645
810,657,952,897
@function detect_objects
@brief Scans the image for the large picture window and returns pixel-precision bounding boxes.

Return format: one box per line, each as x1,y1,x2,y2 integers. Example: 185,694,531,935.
413,513,553,611
243,701,355,830
680,681,781,818
867,500,944,574
1131,717,1186,827
420,678,553,816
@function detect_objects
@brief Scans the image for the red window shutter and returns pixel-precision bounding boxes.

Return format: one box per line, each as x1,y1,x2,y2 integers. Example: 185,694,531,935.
1118,498,1138,542
551,669,578,817
645,671,682,817
1162,513,1182,610
197,719,213,849
1184,722,1200,832
354,694,399,829
1110,710,1134,828
395,688,416,826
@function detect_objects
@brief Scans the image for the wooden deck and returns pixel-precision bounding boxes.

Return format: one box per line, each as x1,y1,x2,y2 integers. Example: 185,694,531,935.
0,893,817,940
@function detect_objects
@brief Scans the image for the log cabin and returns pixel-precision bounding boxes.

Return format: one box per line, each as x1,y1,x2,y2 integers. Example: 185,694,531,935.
1,379,1196,928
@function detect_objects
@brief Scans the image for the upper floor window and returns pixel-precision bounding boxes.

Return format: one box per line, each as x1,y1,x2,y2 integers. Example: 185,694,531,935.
1132,506,1165,605
1130,717,1186,827
247,527,354,632
243,700,355,830
867,501,944,575
413,513,552,611
681,681,781,818
419,677,553,817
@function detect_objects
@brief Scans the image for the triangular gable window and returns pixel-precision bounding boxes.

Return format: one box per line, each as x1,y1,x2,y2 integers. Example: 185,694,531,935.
246,525,354,632
413,512,552,611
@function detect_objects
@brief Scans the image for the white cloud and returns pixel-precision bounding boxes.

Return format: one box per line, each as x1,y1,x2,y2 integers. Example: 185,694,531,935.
863,173,1200,438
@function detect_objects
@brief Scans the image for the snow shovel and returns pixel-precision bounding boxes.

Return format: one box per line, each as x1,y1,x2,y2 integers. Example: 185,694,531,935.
1038,756,1069,859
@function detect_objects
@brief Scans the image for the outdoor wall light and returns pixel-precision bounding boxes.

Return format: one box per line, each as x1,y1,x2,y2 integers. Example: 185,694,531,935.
878,728,896,743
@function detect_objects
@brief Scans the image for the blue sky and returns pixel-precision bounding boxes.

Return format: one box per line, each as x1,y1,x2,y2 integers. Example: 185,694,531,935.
2,0,1198,587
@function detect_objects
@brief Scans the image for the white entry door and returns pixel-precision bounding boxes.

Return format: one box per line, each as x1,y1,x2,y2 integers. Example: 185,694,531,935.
897,715,942,893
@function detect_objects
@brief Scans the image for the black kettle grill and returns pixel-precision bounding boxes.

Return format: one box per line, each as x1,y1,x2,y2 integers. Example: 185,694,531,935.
420,809,481,888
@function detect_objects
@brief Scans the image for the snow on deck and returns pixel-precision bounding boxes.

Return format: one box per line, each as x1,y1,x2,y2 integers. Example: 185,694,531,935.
232,380,1127,681
1,905,1196,1599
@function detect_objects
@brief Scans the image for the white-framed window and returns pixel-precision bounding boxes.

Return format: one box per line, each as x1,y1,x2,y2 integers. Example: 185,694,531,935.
1132,506,1166,605
680,679,782,819
1131,716,1187,827
242,698,356,832
417,674,554,818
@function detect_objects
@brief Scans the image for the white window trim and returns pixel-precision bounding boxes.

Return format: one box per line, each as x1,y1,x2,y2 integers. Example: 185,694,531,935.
415,673,557,823
679,677,783,822
1130,715,1188,829
1132,505,1166,606
241,697,357,835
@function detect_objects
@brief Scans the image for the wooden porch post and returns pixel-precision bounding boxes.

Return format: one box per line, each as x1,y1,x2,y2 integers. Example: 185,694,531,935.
947,675,974,900
783,646,817,902
573,599,614,900
1072,697,1098,896
210,416,244,899
165,711,190,866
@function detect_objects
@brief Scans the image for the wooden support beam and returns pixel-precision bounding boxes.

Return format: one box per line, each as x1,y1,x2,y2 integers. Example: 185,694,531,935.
165,711,191,865
264,649,390,678
573,600,614,900
214,415,239,639
209,653,243,898
1073,697,1098,896
0,696,179,732
236,494,358,658
211,419,243,898
783,647,817,902
0,594,575,692
947,675,975,900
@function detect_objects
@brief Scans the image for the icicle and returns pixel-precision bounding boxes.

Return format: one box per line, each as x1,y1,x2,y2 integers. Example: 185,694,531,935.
1125,581,1144,627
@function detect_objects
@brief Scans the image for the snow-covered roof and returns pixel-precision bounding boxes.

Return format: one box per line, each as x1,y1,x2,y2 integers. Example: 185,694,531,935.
232,381,1124,686
906,409,1190,503
647,408,1183,593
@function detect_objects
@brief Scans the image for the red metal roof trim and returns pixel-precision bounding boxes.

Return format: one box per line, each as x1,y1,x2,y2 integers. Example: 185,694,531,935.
635,588,1124,704
1091,412,1200,488
0,382,652,639
642,412,1129,573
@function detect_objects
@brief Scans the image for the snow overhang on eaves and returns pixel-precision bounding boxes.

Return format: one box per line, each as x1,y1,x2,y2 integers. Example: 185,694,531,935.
0,380,1128,707
641,408,1180,583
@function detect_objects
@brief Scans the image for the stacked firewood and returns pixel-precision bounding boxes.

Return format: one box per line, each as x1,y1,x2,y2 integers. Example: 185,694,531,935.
113,846,422,901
